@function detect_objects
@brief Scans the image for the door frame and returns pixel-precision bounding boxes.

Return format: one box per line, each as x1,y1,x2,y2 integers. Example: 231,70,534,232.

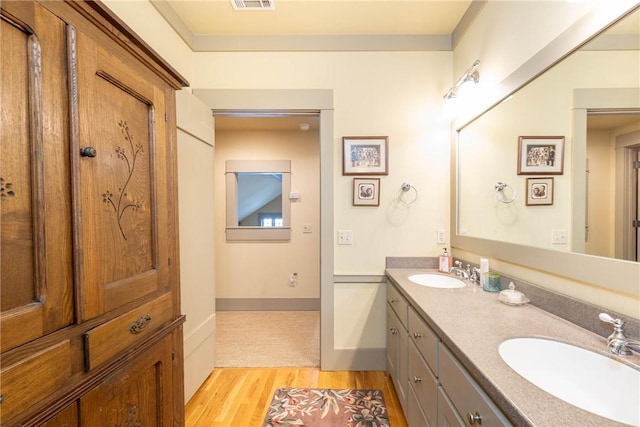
193,89,336,369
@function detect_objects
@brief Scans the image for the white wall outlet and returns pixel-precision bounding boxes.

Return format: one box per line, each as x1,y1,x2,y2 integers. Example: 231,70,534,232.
436,229,446,244
338,230,353,245
303,224,312,233
551,229,568,244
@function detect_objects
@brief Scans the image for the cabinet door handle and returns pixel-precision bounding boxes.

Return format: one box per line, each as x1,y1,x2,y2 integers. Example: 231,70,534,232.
413,376,422,383
80,146,97,157
389,298,397,303
129,314,152,334
413,332,422,339
389,327,398,335
467,411,482,425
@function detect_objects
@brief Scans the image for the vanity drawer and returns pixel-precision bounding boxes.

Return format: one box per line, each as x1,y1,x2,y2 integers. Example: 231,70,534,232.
0,340,72,423
387,283,408,328
408,307,438,373
83,293,173,370
408,340,437,427
439,345,512,427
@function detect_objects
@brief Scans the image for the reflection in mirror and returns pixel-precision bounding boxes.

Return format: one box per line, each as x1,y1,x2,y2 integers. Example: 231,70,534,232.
457,7,640,263
225,160,291,241
237,172,283,227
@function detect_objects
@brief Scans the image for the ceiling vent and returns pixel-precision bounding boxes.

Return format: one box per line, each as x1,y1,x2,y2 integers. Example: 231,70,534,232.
231,0,275,10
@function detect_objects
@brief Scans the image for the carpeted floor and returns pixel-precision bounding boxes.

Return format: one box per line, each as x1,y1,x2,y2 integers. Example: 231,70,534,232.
215,311,320,367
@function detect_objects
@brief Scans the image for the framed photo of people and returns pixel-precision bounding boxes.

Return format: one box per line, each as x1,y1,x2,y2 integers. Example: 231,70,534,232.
526,177,554,206
353,178,380,206
343,136,389,175
517,136,564,175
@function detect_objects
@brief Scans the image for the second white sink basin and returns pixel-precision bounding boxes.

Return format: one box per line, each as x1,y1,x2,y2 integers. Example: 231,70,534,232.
499,337,640,426
408,273,465,288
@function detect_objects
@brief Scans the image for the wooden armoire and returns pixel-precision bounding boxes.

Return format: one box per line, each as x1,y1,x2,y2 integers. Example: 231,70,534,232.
0,0,188,425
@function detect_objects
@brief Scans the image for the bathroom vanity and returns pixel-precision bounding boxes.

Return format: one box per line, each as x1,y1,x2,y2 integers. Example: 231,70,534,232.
385,268,640,427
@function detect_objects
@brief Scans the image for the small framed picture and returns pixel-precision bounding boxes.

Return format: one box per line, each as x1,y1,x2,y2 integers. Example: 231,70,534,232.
353,178,380,206
343,136,389,175
517,136,564,175
526,177,554,206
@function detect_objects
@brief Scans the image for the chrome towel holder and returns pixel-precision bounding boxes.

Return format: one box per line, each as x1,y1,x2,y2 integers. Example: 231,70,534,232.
495,182,516,204
399,181,418,205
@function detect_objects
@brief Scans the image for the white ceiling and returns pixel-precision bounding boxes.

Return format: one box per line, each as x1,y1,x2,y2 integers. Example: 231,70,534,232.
157,0,474,37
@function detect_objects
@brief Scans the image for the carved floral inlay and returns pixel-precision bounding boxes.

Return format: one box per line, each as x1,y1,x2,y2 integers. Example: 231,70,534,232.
1,177,15,201
102,120,143,240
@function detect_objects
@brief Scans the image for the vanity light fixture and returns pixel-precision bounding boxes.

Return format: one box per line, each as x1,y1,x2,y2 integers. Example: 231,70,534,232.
444,60,480,100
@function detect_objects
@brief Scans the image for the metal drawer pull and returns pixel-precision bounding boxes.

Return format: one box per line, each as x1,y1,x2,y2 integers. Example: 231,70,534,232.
413,376,422,383
129,314,152,334
413,332,422,339
389,298,397,303
467,411,482,425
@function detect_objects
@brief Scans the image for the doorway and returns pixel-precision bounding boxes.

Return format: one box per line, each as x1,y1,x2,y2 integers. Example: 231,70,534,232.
213,113,321,367
193,86,337,369
585,112,640,261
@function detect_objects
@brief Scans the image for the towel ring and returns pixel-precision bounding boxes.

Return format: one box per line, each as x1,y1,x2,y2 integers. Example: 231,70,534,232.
495,182,516,204
399,181,418,205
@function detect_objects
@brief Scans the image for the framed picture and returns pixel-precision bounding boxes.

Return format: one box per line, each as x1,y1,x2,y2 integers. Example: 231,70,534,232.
343,136,389,175
517,136,564,175
353,178,380,206
526,177,554,206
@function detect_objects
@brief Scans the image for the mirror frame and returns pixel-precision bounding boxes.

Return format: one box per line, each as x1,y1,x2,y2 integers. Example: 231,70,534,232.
451,2,640,296
225,159,291,241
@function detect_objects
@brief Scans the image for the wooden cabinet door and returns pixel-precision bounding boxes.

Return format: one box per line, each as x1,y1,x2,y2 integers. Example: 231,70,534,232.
0,1,74,353
73,29,173,321
80,333,175,426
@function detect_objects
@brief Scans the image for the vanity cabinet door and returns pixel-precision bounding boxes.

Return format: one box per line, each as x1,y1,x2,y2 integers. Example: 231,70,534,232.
438,386,465,427
0,0,74,353
408,340,437,426
408,307,438,373
387,282,408,327
439,345,512,427
386,304,408,412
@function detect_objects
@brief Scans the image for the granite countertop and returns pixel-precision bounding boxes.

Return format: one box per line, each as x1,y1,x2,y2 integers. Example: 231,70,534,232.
385,268,640,427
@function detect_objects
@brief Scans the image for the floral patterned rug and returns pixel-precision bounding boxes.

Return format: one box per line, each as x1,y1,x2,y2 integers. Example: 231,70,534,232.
263,388,390,427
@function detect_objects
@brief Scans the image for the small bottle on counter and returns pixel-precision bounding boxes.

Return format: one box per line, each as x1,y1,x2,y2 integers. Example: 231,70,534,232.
439,248,452,273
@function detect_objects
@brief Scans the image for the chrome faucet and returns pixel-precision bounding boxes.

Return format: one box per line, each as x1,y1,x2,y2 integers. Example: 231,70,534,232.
599,313,640,356
449,260,469,279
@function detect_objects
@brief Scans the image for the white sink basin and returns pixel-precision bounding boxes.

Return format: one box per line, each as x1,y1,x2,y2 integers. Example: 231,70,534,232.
407,273,465,288
499,337,640,426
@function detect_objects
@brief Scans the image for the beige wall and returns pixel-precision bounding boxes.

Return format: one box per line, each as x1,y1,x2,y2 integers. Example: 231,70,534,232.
196,51,453,274
214,128,320,301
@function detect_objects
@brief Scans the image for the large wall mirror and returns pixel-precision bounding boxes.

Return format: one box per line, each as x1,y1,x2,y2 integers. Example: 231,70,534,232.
453,5,640,296
226,160,291,241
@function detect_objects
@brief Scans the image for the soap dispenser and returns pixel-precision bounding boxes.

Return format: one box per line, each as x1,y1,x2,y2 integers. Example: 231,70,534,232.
439,248,452,273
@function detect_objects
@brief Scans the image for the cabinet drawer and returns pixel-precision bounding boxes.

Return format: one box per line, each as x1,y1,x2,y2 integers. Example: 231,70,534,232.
437,386,465,427
439,345,512,427
387,283,408,328
408,341,437,427
407,379,430,427
83,293,173,370
0,340,72,423
408,307,438,373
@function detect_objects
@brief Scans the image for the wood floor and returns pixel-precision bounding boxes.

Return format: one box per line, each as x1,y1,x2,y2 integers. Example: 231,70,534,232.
185,368,409,426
